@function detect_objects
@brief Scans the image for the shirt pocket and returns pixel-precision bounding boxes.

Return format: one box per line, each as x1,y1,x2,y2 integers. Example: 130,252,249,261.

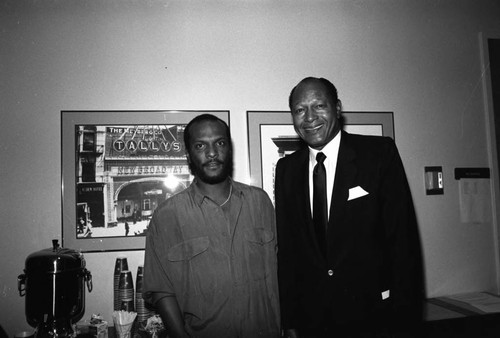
167,237,209,261
244,228,275,281
167,237,215,295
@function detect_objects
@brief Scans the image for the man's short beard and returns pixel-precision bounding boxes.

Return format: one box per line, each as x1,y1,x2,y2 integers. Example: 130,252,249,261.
189,156,233,185
196,166,231,184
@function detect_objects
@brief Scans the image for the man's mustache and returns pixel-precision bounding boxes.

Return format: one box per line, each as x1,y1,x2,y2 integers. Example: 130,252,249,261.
203,160,224,167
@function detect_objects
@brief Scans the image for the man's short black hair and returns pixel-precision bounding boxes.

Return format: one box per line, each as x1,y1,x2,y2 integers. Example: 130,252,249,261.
183,114,231,153
288,77,339,110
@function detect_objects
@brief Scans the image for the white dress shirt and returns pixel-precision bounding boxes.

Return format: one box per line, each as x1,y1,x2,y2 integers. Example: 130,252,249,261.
308,132,341,220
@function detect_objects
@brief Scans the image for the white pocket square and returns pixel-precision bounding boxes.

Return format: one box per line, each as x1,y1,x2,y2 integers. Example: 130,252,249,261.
348,186,369,201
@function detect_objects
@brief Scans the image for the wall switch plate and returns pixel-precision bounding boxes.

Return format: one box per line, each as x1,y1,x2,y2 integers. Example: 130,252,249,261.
425,166,444,195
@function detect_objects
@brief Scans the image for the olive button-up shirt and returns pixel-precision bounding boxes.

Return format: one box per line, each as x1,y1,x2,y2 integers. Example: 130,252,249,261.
143,179,280,338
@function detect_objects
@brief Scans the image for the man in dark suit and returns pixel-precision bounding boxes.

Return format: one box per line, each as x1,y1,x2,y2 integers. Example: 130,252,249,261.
275,77,424,338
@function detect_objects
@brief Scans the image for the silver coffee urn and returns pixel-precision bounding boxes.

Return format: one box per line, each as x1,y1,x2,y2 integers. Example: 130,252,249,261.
18,239,93,338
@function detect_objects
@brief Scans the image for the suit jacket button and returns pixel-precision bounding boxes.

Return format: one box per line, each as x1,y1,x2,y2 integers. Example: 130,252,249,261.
328,269,334,276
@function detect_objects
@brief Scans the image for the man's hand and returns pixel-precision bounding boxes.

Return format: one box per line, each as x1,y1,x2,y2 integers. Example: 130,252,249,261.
154,295,190,338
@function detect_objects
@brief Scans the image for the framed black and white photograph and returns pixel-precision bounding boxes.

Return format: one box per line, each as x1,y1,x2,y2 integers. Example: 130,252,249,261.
61,110,230,252
247,111,394,203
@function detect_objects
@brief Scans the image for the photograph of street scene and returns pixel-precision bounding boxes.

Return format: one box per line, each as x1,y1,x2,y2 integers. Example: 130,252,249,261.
75,123,192,239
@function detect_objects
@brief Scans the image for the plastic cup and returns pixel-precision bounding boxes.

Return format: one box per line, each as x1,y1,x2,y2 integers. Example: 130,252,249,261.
114,256,129,311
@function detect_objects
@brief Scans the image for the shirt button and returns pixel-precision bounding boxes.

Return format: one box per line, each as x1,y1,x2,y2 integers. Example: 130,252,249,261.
328,269,334,276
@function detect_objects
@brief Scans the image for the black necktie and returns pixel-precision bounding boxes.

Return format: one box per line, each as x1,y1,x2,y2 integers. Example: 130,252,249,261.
313,152,328,255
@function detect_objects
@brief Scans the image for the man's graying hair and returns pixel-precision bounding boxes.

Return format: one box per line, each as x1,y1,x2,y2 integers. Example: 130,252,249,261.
288,77,340,110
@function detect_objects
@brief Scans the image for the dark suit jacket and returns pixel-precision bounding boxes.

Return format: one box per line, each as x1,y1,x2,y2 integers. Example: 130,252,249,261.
275,131,424,333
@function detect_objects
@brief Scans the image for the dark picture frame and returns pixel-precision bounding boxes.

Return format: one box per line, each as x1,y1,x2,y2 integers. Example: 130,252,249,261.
61,110,230,252
247,111,394,203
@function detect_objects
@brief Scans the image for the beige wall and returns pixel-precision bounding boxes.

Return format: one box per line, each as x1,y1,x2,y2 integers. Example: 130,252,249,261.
2,0,500,335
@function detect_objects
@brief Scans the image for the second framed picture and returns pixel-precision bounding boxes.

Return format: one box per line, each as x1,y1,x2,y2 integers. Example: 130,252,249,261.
247,111,394,203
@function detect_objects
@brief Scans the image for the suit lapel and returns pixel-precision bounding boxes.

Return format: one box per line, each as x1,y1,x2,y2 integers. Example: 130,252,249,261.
293,148,311,223
293,148,328,264
329,132,357,236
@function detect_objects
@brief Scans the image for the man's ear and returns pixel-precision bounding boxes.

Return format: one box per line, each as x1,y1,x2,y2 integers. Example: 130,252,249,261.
336,100,342,118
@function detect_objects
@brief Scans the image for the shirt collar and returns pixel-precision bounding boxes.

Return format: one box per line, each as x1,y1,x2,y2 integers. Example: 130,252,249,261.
308,130,341,163
190,177,241,206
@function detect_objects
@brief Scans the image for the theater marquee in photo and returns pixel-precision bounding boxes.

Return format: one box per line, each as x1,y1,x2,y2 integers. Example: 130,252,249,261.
61,110,230,252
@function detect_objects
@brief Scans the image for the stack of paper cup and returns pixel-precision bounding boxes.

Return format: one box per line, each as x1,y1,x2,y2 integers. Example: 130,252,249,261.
114,256,129,311
135,265,154,324
118,270,135,312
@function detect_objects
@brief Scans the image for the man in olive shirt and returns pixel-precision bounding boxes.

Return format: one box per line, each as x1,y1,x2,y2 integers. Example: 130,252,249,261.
143,114,280,338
